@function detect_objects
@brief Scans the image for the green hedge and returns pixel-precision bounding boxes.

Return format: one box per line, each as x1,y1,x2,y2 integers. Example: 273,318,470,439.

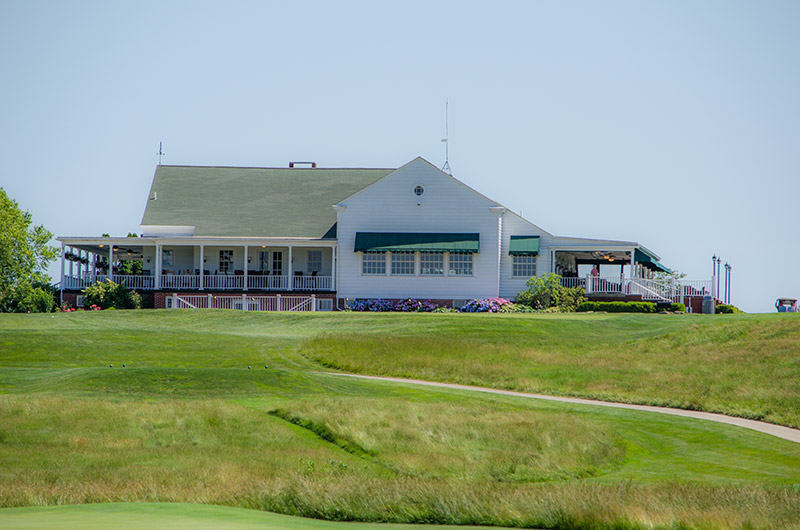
577,301,657,313
668,303,686,313
716,304,743,314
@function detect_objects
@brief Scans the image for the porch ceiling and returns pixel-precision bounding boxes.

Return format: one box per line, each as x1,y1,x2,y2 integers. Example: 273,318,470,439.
556,249,633,265
66,243,145,258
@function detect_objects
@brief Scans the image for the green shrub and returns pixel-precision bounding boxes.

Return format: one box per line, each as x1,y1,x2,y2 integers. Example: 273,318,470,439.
577,301,656,313
498,302,535,313
669,303,686,313
82,279,141,310
516,273,585,312
10,283,56,313
716,304,742,314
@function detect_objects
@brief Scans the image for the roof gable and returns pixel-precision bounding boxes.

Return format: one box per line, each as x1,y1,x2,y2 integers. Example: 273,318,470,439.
141,165,394,238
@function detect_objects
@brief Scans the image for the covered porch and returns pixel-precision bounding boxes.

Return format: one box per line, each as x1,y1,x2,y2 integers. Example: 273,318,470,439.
549,244,713,303
57,237,337,293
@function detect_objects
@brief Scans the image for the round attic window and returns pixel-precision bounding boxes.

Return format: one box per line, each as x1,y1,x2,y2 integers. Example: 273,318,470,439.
413,185,425,196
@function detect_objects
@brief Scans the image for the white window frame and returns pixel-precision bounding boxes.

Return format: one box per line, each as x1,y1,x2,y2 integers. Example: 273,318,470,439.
162,249,174,270
362,252,386,275
258,250,269,273
512,255,537,278
391,252,415,276
219,249,233,274
448,252,473,276
420,252,444,276
307,250,322,274
272,251,283,276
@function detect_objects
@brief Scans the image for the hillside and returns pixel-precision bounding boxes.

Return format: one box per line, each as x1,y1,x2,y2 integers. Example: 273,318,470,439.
0,311,799,530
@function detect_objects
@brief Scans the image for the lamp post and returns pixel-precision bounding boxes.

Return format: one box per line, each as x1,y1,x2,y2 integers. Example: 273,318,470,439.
716,256,722,300
712,255,717,298
725,263,731,304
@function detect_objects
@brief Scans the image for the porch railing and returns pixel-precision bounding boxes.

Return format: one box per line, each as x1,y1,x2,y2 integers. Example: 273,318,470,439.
61,273,333,292
560,276,713,303
171,293,317,311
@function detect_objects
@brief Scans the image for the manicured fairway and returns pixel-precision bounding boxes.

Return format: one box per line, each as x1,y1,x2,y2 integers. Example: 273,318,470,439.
1,310,799,529
0,503,507,530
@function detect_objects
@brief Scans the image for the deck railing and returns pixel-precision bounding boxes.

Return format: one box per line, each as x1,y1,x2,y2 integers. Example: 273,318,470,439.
560,276,713,303
62,273,333,292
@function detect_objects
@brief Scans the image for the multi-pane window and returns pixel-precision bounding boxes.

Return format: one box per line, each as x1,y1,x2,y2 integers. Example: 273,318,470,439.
391,252,415,275
419,252,444,276
219,250,233,274
512,255,537,278
362,252,386,275
162,249,173,270
259,251,269,272
448,252,473,276
272,251,283,275
307,250,322,273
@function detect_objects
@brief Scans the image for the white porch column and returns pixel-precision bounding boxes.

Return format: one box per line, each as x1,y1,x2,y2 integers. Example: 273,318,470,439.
155,244,162,290
288,246,293,291
76,249,82,278
630,248,636,279
108,245,114,282
243,245,249,291
332,246,337,292
59,242,65,302
199,245,204,290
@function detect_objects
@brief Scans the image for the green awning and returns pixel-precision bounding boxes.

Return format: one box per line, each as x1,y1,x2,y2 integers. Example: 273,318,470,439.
634,248,671,273
509,235,540,256
354,232,479,253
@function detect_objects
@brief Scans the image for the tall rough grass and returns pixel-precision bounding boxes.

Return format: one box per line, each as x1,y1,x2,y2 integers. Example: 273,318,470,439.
302,316,800,428
275,397,625,482
2,395,799,529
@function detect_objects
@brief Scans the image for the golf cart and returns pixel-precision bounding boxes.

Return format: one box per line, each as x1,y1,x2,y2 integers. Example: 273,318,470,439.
776,298,798,312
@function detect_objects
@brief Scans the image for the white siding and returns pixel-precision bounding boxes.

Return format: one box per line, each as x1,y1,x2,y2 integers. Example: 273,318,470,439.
498,212,553,299
337,158,502,300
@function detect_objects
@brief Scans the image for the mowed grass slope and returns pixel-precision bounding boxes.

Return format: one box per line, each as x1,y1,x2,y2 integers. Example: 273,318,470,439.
1,310,800,529
300,312,800,428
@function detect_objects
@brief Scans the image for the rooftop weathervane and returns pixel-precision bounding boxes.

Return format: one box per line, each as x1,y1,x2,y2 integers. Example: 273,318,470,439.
157,141,165,165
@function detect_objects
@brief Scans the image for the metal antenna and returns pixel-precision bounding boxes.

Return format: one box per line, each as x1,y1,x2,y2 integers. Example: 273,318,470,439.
157,141,165,165
441,99,451,175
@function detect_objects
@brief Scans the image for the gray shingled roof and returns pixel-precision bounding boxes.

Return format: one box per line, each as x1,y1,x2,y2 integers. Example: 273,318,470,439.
140,166,395,238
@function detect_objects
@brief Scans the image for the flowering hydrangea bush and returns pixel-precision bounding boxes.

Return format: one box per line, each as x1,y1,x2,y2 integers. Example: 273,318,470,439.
394,298,438,312
346,297,529,313
347,298,439,312
458,298,512,313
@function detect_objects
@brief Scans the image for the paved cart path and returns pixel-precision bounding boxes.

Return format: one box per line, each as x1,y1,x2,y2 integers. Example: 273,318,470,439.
321,372,800,444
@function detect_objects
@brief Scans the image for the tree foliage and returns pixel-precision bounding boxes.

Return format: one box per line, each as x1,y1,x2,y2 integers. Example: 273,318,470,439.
82,279,142,310
516,273,586,312
0,188,58,312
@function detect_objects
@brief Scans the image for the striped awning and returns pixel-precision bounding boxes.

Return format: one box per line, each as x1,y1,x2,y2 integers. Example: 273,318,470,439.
634,248,671,273
354,232,479,253
509,235,540,256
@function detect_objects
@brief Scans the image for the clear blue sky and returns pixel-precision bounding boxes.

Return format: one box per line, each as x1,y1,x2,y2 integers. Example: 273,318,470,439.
2,1,798,312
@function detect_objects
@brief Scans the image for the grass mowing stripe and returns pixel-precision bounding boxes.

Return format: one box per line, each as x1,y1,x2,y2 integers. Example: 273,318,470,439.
0,503,512,530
